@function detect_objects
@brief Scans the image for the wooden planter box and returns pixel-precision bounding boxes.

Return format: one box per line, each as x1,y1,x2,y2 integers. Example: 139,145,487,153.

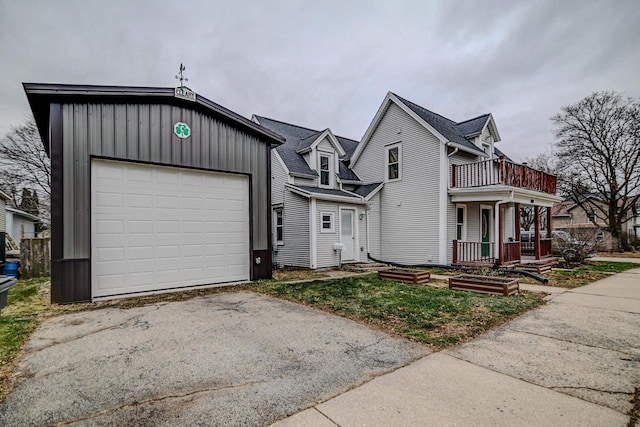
449,275,519,296
378,268,430,284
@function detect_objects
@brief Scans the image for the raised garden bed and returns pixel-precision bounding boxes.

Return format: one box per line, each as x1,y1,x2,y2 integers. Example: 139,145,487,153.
378,268,430,284
449,274,519,296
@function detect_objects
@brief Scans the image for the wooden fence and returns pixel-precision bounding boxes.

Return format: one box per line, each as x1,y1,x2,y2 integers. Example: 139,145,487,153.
20,238,51,278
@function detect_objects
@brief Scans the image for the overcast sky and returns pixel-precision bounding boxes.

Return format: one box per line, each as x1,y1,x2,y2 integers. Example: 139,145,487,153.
1,0,638,161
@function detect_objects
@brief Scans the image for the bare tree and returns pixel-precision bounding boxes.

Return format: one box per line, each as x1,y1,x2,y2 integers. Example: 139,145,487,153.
518,150,557,232
552,91,640,252
0,116,50,224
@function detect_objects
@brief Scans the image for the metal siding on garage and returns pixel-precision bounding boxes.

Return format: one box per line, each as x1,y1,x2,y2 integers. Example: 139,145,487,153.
91,159,250,298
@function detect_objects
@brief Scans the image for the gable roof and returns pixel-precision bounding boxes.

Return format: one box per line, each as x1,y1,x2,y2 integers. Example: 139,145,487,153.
24,83,284,154
254,115,361,181
393,94,490,156
352,92,506,165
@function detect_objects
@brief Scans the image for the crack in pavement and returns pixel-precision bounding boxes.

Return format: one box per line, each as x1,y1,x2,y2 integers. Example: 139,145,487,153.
508,327,640,357
314,407,341,426
54,380,264,426
549,385,632,397
27,306,163,355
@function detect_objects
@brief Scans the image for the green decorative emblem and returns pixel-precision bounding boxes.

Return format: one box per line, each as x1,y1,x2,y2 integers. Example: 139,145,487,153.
174,122,191,139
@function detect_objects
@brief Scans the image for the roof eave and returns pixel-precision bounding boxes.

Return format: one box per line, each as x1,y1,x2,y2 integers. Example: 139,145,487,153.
23,83,285,154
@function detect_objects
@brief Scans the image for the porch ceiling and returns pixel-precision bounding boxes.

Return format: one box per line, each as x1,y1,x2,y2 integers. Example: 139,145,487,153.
448,185,562,207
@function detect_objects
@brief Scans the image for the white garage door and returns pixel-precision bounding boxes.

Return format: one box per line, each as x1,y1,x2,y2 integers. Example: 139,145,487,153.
91,159,250,298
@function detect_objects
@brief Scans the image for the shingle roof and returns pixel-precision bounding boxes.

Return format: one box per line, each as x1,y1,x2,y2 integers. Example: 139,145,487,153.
290,185,362,199
351,182,383,198
255,115,360,180
296,130,324,153
456,114,491,137
392,94,487,156
493,146,513,162
338,162,360,181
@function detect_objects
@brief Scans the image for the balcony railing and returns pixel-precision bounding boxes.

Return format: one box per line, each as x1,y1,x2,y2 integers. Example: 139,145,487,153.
451,156,557,195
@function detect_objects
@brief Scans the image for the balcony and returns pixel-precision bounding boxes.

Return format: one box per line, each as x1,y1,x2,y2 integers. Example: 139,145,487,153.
451,157,557,195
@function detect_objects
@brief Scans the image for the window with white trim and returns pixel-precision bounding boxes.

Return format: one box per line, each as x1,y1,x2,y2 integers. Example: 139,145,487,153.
456,205,466,240
320,212,335,233
274,208,284,245
386,143,401,181
319,154,331,187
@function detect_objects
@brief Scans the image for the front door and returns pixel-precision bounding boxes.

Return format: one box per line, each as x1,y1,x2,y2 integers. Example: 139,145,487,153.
341,209,355,261
481,207,491,257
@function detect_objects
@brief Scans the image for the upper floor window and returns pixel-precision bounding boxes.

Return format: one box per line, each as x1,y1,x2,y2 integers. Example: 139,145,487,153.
319,154,331,187
386,143,401,182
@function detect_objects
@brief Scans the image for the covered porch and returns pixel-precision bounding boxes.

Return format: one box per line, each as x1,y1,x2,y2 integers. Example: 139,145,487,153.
449,191,561,268
453,203,553,266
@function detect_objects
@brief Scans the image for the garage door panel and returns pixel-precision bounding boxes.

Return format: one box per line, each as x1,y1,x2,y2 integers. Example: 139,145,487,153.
92,160,250,298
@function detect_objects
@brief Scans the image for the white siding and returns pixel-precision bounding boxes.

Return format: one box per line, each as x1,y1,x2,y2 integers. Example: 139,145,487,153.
314,201,367,268
446,150,483,263
353,102,441,264
0,199,5,232
367,193,381,259
273,190,310,268
316,201,341,268
12,217,36,241
317,138,333,152
271,151,288,205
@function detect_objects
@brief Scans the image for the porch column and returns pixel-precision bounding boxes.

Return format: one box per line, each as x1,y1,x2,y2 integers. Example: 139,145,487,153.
514,203,521,242
534,206,541,259
498,205,504,264
546,206,552,238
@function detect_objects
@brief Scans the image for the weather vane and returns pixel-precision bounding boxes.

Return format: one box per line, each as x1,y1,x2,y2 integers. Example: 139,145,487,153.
175,63,188,87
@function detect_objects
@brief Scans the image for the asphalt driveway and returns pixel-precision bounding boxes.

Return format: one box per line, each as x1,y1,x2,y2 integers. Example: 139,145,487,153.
0,291,428,426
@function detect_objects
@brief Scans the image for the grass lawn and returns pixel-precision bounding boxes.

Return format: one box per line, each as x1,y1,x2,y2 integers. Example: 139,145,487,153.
251,274,545,349
520,260,640,289
0,277,52,400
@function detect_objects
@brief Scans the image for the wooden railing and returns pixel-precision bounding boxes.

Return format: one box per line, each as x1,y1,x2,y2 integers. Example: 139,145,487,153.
451,156,557,195
540,238,553,258
502,241,521,264
453,240,494,264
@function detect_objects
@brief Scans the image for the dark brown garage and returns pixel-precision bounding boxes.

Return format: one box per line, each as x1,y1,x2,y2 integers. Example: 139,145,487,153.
25,83,283,303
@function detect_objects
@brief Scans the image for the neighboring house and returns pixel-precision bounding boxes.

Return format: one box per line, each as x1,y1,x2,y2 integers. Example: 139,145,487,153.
253,116,382,269
552,197,639,250
262,92,561,269
0,190,8,263
5,207,41,244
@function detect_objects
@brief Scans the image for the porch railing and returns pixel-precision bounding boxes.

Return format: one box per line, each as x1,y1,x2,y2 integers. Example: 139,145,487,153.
451,156,557,195
452,240,494,264
502,241,521,264
540,238,553,258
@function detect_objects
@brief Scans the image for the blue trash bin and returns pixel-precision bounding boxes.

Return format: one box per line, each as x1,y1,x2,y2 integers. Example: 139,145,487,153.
3,260,19,279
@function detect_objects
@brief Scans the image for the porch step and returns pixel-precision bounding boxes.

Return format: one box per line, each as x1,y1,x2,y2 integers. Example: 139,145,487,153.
342,262,390,273
514,257,559,275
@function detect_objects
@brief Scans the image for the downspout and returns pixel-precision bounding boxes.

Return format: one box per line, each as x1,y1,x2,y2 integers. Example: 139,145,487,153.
365,203,370,258
495,191,515,264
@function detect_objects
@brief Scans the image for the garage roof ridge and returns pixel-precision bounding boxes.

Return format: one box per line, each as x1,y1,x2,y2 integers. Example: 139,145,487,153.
23,82,285,151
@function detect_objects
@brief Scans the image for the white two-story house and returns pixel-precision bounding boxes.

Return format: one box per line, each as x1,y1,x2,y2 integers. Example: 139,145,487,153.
258,92,561,270
253,116,382,269
350,92,562,267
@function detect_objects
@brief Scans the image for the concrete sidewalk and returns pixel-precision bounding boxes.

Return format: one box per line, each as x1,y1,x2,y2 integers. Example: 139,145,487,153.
273,268,640,426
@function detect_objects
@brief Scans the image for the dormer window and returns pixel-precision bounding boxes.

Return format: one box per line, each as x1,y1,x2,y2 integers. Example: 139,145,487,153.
319,153,332,187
